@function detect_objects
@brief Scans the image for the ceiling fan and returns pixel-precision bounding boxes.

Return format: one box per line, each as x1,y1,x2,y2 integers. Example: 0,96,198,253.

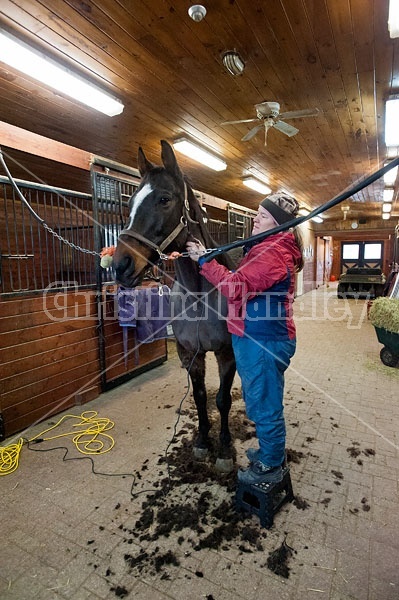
221,101,320,145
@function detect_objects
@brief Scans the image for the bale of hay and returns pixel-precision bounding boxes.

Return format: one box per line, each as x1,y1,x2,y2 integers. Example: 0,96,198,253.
369,297,399,333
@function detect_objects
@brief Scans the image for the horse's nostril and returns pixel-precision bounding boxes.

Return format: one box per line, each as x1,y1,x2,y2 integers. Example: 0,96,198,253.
115,254,134,280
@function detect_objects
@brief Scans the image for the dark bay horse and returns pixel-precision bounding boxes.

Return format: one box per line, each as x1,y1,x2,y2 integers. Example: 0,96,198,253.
113,140,237,470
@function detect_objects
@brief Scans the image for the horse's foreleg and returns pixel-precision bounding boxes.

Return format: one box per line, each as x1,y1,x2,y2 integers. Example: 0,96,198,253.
214,348,236,467
176,343,210,455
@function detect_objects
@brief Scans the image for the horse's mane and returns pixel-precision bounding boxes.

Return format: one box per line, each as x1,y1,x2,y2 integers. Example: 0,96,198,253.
184,178,239,270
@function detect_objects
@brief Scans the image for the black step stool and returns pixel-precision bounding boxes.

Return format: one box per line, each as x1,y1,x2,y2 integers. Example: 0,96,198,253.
235,467,294,529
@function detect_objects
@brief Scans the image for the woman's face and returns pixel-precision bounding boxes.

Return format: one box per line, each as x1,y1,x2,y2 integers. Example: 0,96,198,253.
252,205,278,234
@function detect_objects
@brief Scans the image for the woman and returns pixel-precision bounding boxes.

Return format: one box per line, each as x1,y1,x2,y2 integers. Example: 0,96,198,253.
187,193,304,485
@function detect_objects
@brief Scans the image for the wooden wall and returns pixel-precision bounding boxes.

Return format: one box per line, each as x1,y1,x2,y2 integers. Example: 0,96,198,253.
299,223,316,294
0,290,166,438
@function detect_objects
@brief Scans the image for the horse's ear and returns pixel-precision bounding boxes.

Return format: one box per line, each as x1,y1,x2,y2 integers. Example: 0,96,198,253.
137,147,154,177
161,140,183,181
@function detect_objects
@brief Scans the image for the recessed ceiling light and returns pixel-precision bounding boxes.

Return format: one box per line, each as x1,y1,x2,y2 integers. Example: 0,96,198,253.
388,0,399,38
384,188,394,202
384,163,398,185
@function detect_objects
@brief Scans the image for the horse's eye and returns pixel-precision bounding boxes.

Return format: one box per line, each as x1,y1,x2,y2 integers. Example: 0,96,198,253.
159,197,170,206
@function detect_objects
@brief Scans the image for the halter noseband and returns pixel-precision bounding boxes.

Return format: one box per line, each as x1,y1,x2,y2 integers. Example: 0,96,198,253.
118,182,197,260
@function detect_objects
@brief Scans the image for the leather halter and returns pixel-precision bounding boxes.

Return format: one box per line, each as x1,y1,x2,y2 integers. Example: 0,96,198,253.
118,182,197,260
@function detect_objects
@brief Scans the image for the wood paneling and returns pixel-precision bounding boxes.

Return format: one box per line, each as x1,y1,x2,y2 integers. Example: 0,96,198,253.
0,289,167,437
0,291,101,435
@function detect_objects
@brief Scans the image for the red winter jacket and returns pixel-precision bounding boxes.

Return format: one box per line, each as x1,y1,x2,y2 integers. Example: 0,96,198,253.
200,231,302,338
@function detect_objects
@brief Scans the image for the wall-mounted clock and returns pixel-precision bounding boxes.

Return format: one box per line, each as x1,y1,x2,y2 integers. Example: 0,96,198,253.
351,221,358,229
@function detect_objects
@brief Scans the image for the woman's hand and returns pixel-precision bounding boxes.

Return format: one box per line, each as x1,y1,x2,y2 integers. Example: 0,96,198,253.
186,240,206,262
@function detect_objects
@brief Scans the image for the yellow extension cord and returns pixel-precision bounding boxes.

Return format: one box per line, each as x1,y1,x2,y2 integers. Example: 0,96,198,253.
0,410,115,476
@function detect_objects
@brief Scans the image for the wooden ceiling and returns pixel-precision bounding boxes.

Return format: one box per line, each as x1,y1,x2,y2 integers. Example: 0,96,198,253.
0,0,399,225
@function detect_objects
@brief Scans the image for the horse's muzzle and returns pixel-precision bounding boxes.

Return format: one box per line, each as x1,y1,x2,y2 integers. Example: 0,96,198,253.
113,239,152,287
114,253,136,286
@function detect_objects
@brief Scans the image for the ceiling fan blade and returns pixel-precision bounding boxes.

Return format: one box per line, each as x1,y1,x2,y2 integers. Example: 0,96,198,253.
221,118,259,125
241,124,264,141
273,120,299,137
279,108,320,120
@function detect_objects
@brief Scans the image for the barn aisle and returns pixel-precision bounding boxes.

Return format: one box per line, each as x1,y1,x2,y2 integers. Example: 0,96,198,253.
1,284,398,600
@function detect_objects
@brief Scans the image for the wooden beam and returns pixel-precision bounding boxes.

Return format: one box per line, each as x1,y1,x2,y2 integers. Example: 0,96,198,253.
195,189,257,214
0,121,93,171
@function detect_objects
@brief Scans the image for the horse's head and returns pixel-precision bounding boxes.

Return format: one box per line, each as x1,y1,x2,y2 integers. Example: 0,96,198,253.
114,140,191,287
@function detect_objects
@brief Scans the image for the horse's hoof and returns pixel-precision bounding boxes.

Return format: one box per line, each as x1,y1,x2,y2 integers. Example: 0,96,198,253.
193,446,208,460
215,458,234,473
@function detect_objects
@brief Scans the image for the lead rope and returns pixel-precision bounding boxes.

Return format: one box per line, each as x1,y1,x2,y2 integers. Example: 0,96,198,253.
0,146,100,257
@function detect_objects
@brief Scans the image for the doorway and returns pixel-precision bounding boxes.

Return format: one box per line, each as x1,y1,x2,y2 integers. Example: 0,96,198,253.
340,241,383,273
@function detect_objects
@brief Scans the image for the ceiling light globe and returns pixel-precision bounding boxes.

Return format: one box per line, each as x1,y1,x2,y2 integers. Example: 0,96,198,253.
188,5,207,22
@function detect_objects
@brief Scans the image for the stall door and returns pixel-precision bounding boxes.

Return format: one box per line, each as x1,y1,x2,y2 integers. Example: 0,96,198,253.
91,164,167,391
227,208,254,242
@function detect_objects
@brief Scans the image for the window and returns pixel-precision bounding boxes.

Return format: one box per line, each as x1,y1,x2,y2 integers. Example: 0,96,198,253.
342,244,359,260
364,243,382,260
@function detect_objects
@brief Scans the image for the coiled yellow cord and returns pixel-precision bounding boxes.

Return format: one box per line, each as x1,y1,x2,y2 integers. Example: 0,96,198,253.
0,411,115,475
0,438,24,476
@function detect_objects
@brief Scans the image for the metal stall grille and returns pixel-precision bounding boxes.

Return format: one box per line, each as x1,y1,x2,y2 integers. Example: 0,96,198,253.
0,177,95,295
207,218,228,246
227,207,255,243
91,165,165,392
92,171,137,282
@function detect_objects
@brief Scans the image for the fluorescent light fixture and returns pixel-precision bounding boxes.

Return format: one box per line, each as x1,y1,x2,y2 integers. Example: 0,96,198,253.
298,206,323,222
384,163,398,185
384,188,394,202
298,207,310,216
387,146,399,158
383,203,392,212
242,177,271,195
247,167,271,184
385,98,399,146
173,138,227,171
382,213,391,220
388,0,399,38
0,30,124,116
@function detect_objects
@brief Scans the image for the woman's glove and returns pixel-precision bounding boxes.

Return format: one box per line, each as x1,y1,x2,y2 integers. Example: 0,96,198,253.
186,240,206,262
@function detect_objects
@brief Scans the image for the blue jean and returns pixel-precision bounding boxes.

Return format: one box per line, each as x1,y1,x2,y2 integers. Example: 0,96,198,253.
232,335,296,467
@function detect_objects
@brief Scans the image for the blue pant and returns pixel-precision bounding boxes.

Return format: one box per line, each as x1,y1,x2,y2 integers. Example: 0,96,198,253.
232,335,296,467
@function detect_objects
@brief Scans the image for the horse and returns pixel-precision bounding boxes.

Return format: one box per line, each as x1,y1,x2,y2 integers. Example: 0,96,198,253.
113,140,237,471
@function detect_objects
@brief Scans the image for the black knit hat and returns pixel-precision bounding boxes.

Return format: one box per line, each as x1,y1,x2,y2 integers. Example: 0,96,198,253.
260,193,299,225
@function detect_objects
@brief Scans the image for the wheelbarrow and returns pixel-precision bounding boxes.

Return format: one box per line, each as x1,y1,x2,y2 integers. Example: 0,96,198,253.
374,326,399,368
